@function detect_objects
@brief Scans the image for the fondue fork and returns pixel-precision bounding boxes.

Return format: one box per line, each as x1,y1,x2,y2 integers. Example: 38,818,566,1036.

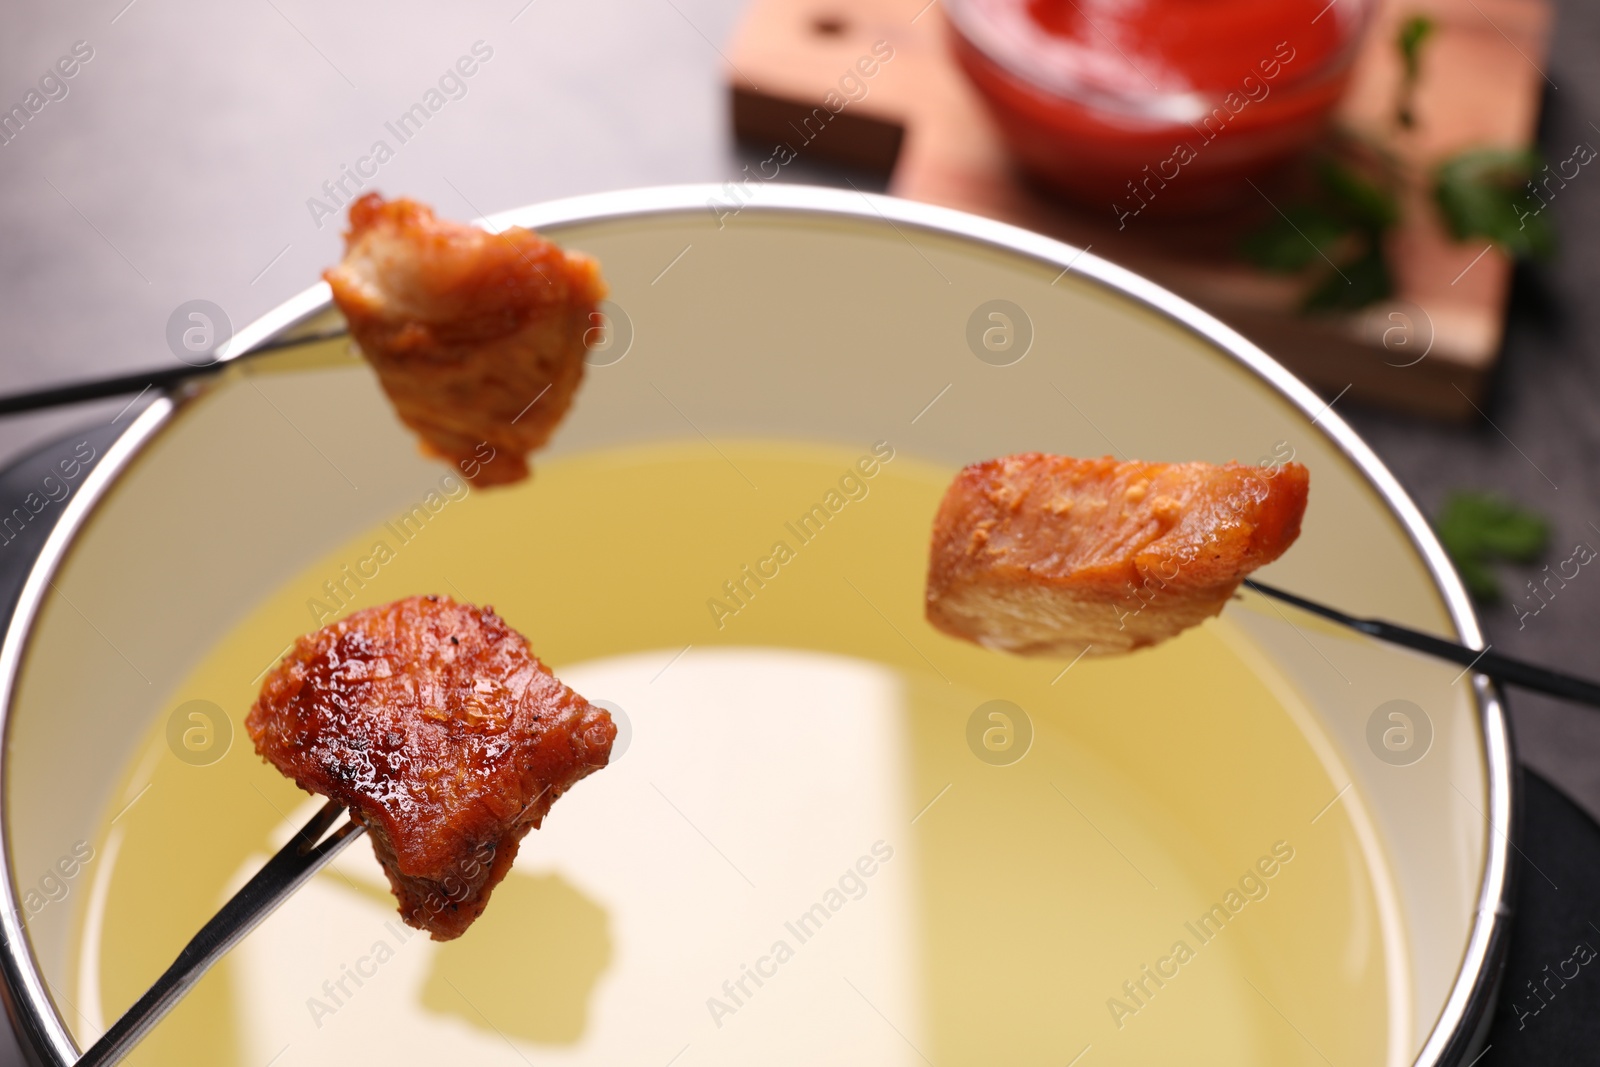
0,327,350,417
1243,579,1600,707
72,800,364,1067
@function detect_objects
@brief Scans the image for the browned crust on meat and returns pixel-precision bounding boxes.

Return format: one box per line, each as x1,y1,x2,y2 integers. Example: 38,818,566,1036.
245,595,614,938
324,194,607,487
926,454,1309,656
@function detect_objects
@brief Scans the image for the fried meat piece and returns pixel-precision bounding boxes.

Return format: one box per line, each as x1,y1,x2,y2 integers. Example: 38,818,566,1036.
926,454,1309,656
246,595,614,939
325,194,607,487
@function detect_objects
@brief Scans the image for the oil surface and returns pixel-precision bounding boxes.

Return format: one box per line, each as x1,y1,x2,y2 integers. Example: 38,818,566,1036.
73,441,1399,1065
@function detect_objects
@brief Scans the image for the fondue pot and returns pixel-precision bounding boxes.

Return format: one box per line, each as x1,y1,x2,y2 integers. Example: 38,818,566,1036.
0,186,1509,1065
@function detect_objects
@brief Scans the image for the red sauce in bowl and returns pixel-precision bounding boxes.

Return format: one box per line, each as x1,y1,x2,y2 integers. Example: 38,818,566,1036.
947,0,1375,218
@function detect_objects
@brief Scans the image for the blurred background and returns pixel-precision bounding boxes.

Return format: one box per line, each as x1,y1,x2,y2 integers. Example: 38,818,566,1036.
0,0,1598,1039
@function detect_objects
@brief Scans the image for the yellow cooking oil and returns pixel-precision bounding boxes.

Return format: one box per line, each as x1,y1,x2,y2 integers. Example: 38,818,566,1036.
72,441,1398,1066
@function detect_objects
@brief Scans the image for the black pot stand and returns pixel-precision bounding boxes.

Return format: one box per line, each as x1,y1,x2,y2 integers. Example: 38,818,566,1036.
1479,769,1600,1063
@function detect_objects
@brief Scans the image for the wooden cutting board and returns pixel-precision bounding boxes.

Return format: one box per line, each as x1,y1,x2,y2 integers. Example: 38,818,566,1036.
726,0,1552,420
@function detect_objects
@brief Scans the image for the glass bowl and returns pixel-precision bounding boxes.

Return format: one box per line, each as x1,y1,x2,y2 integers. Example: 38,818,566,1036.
946,0,1378,214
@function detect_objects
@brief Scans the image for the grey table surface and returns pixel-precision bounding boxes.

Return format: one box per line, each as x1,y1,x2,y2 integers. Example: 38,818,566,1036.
2,0,1599,1061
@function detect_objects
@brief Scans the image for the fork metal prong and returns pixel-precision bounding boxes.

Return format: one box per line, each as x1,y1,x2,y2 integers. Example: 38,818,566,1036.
73,801,365,1066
